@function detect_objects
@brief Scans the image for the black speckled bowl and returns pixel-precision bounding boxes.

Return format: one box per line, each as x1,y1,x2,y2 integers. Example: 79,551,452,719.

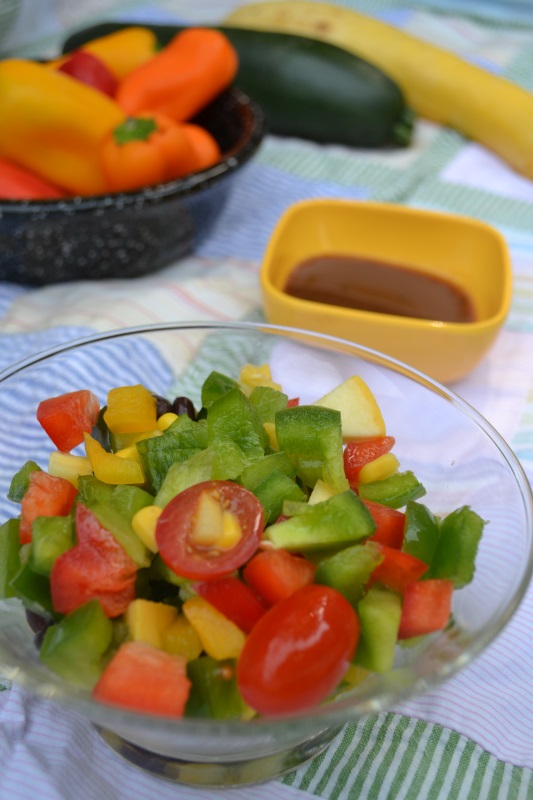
0,87,265,286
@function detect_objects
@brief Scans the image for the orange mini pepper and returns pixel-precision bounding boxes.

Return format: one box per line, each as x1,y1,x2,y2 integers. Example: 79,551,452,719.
116,28,239,122
182,124,221,172
100,113,203,192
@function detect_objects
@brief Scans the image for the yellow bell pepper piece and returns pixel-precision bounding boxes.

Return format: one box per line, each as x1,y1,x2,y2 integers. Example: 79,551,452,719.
84,432,144,485
104,384,157,434
126,598,178,649
0,60,124,195
183,596,246,660
239,363,282,394
48,451,93,488
162,614,203,661
358,453,400,485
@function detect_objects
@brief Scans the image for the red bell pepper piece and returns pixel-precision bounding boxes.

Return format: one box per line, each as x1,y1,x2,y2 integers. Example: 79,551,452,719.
93,641,191,716
287,397,300,407
0,157,66,200
371,543,428,594
19,471,77,544
364,498,406,549
398,579,454,639
344,436,396,486
37,389,100,452
58,50,117,97
243,548,316,607
50,503,137,617
194,576,267,633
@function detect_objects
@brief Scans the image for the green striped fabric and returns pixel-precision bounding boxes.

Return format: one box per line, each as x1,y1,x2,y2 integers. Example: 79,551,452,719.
283,715,533,799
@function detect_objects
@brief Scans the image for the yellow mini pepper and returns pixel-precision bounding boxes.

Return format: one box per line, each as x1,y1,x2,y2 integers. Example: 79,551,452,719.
50,27,158,81
0,60,124,195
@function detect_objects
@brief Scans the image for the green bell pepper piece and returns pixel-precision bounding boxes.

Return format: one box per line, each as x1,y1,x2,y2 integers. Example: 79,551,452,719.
10,560,54,615
275,405,349,493
266,489,375,551
0,518,22,599
136,416,208,493
201,370,240,409
40,599,113,688
403,501,440,565
358,471,426,509
186,656,248,719
77,475,115,506
239,451,296,492
355,585,402,673
427,505,485,587
253,470,307,524
7,460,42,502
207,387,268,462
248,385,288,424
31,514,75,576
315,541,383,606
155,448,216,508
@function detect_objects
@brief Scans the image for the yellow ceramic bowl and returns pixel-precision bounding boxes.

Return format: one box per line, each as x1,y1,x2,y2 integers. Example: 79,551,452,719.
260,199,512,384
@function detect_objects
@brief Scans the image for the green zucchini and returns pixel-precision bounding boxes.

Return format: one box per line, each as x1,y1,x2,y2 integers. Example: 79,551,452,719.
62,23,414,148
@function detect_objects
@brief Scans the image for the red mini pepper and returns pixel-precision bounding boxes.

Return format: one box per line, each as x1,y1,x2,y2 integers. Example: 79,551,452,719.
58,50,117,97
0,157,66,200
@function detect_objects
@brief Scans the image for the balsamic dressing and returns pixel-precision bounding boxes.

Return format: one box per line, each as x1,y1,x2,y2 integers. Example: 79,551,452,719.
284,254,476,323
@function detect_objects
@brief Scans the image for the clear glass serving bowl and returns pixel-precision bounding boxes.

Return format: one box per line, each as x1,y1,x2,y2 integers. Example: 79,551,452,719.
0,321,531,787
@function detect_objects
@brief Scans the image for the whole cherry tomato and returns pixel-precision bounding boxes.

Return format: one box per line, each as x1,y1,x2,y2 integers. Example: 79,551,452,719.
237,584,359,715
156,480,264,581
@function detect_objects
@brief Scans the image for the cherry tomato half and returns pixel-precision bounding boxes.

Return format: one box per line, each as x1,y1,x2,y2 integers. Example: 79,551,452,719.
344,436,396,485
237,584,359,716
155,480,264,581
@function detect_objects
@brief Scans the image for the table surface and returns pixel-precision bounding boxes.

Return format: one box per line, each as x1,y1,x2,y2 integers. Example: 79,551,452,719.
1,2,533,799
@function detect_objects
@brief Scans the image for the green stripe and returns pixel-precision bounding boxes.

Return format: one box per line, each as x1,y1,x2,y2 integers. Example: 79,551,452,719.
282,714,533,799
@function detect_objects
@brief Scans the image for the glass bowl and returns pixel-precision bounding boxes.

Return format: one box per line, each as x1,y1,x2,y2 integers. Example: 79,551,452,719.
0,321,531,788
0,87,265,286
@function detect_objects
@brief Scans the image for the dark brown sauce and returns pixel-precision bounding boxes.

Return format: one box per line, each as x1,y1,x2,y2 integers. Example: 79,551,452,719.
284,254,476,323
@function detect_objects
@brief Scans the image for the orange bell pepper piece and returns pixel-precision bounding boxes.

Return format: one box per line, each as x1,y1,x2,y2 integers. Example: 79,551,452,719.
116,28,239,122
0,60,124,196
100,113,201,192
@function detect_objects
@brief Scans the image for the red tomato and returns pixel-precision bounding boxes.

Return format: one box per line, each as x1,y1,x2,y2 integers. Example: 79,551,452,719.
156,480,264,580
93,641,191,716
50,503,137,617
237,584,359,715
243,548,316,607
371,543,429,594
398,579,454,639
58,50,117,97
19,471,77,544
364,499,406,549
194,576,267,633
37,389,100,453
343,436,396,485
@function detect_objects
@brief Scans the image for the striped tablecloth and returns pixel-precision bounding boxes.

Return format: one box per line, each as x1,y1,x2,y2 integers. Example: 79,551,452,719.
1,2,533,798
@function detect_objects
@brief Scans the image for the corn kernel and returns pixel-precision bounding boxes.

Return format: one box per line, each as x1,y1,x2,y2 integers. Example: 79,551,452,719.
48,451,92,488
156,412,179,431
131,504,162,552
162,614,203,661
263,422,278,450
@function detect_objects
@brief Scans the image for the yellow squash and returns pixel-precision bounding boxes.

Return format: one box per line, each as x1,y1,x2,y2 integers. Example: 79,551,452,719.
0,60,124,195
225,1,533,179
